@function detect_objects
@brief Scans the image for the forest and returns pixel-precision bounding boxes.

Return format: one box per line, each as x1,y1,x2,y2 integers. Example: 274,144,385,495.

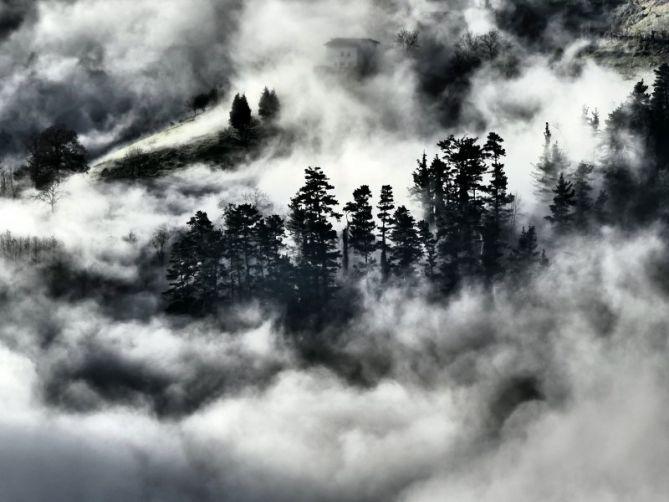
4,1,669,499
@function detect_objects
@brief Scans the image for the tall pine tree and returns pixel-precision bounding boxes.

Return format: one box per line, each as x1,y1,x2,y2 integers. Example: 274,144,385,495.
481,132,514,282
390,206,422,280
288,167,342,306
223,203,262,300
343,185,377,270
546,173,576,234
377,185,395,280
229,93,252,135
165,211,224,313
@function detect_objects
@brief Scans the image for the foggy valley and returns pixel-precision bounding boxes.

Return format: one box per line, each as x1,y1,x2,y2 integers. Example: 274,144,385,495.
2,1,669,500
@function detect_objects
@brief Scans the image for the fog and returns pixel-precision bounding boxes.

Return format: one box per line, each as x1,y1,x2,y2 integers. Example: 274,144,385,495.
1,0,666,501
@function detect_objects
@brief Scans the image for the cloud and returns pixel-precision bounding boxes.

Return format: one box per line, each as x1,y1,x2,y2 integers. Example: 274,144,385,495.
1,1,667,501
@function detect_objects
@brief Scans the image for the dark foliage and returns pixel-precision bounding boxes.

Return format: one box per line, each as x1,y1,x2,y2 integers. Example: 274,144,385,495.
258,87,281,122
229,93,252,134
26,125,88,190
343,185,377,271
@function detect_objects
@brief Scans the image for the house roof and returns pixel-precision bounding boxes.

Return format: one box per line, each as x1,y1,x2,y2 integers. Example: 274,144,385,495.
325,38,380,48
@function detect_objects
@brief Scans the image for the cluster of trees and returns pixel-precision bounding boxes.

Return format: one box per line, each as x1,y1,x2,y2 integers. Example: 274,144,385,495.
0,231,61,263
164,63,669,319
164,132,549,316
229,87,281,137
533,64,669,234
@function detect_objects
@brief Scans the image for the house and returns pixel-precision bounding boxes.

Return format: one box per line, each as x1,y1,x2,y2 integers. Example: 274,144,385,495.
324,38,380,75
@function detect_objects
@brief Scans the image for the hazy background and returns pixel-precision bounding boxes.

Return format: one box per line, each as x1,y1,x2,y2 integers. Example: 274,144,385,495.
1,1,666,501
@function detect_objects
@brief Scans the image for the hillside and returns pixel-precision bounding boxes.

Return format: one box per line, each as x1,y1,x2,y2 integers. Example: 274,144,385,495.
589,0,669,73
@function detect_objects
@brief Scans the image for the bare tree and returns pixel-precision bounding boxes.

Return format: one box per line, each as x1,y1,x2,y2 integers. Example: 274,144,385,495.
242,188,274,214
33,181,67,213
151,225,170,265
396,29,420,53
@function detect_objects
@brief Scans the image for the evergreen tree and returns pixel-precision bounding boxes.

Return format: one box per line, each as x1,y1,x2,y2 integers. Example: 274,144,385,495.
631,79,651,132
377,185,395,280
572,163,594,231
165,211,224,313
417,220,437,280
511,226,541,275
651,64,669,167
258,87,281,122
411,152,432,221
257,214,293,300
546,173,576,233
389,206,422,280
223,203,262,299
229,93,252,134
342,224,350,275
343,185,376,269
288,167,342,306
437,135,487,285
411,153,449,226
532,123,569,205
481,132,514,282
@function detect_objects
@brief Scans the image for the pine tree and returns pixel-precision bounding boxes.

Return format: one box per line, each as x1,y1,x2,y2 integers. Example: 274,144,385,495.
229,93,252,134
258,87,281,122
411,152,432,221
377,185,395,280
343,185,376,269
481,132,514,282
257,214,293,300
511,226,541,275
390,206,422,280
437,135,487,284
223,203,262,299
572,163,594,231
288,167,342,305
165,211,224,313
532,123,569,205
546,173,576,233
417,220,437,280
651,64,669,167
411,154,449,226
342,224,350,275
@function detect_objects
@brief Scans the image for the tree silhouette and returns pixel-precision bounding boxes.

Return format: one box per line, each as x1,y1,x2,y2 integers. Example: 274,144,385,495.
288,167,342,306
532,124,569,205
343,185,376,270
573,163,594,231
258,88,281,122
546,173,576,233
437,135,487,284
256,214,292,300
229,93,252,134
377,185,395,280
481,132,514,282
165,211,224,314
26,125,88,190
418,220,437,280
223,203,262,300
651,64,669,167
511,226,541,276
390,206,422,280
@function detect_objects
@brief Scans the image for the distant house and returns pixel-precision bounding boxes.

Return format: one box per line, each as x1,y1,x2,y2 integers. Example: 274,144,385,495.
325,38,380,75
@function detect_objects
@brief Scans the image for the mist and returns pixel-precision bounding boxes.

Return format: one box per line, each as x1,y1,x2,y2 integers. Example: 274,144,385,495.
2,0,668,501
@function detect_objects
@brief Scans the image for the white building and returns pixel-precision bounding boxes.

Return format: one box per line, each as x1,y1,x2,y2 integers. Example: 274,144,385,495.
324,38,380,74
